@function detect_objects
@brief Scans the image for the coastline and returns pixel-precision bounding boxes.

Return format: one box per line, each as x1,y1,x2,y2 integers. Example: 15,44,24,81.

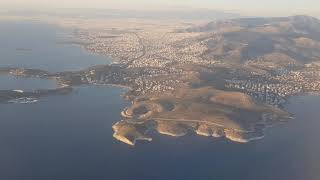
2,19,319,147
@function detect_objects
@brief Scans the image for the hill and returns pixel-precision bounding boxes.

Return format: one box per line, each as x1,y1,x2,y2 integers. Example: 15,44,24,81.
182,15,320,64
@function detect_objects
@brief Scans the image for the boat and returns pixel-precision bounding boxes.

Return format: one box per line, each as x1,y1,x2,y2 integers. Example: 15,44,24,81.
8,97,38,104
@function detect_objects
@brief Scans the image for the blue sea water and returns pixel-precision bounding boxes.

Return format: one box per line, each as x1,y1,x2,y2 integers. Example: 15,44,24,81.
0,75,57,91
0,20,319,180
0,20,109,72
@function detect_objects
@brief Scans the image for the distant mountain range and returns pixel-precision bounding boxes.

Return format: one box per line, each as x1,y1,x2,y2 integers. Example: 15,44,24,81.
183,15,320,64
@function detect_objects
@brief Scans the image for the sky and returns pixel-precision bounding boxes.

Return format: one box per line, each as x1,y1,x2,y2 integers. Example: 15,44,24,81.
1,0,319,17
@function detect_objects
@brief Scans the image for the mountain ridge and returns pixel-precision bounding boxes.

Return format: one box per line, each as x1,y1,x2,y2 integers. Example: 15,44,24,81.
181,15,320,65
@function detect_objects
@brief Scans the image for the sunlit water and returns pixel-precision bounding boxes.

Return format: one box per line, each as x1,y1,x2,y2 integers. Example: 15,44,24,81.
0,20,110,72
0,21,319,180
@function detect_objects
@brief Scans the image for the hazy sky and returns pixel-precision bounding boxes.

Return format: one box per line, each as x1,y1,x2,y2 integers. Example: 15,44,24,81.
1,0,319,17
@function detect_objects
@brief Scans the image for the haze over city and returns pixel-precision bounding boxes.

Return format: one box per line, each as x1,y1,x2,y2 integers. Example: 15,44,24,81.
1,0,319,17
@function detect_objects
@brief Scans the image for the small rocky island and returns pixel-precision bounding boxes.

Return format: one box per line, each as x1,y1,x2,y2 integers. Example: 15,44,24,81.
2,15,320,145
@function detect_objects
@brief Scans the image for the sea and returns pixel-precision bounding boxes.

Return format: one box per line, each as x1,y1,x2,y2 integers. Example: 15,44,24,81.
0,20,319,180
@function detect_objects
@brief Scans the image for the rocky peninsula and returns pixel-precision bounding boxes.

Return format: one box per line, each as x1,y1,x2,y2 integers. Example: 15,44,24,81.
2,15,320,145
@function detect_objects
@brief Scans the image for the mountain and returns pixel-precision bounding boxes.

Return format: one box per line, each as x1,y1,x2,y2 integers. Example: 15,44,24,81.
183,15,320,65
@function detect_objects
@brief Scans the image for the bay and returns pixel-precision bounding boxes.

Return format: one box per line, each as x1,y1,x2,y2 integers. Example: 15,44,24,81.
0,20,319,180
